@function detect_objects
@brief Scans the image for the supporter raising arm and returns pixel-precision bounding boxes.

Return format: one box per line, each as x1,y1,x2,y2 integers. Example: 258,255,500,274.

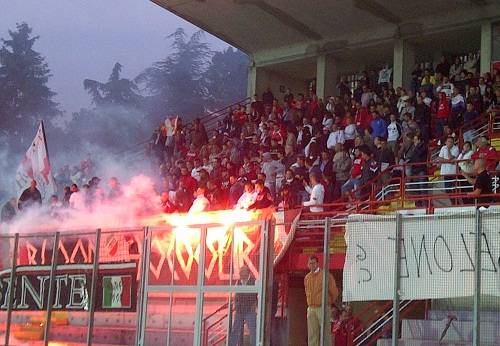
303,172,325,213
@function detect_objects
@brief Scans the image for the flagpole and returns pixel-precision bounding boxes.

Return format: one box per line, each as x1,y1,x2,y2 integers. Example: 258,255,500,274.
40,120,51,165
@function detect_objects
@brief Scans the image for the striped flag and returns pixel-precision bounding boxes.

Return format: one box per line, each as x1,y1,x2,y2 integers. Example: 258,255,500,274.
102,275,132,308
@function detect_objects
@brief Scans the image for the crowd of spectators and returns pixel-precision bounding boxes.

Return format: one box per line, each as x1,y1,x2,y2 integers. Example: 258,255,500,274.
3,54,498,222
148,54,499,213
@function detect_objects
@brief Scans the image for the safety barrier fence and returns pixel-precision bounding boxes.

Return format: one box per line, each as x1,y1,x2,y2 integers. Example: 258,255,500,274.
296,209,500,346
0,219,275,346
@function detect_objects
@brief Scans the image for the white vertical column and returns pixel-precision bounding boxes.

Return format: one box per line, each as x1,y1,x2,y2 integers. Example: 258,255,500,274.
316,54,337,100
393,39,415,89
247,62,257,98
480,21,492,75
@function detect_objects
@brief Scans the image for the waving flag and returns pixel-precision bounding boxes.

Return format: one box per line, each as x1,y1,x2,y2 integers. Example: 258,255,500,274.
15,121,57,201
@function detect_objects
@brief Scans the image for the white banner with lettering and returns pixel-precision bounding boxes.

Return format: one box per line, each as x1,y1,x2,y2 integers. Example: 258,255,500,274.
342,212,500,302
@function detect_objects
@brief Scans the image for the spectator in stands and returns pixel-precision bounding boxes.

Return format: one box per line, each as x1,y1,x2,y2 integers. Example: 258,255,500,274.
319,150,333,180
386,112,402,156
458,141,474,203
304,255,338,346
374,137,395,173
189,186,210,213
414,95,431,140
332,144,352,200
303,172,325,213
228,265,257,346
229,175,244,207
435,56,450,77
248,180,273,210
18,180,42,211
326,124,345,150
62,186,72,207
235,182,257,210
471,136,498,171
359,145,380,197
160,191,176,213
354,101,371,131
370,111,387,139
262,87,274,105
342,147,363,202
462,159,494,208
107,177,122,201
436,92,451,137
69,183,86,211
450,87,465,128
449,57,463,82
437,136,460,194
1,198,17,223
261,152,284,199
405,134,429,204
437,76,454,99
378,64,392,89
332,304,363,346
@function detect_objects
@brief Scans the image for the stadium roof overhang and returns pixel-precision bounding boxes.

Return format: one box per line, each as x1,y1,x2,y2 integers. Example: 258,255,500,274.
152,0,500,66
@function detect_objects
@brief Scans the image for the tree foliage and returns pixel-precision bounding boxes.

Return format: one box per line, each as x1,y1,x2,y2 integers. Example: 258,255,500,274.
136,28,212,120
83,62,142,107
0,23,58,150
202,47,249,109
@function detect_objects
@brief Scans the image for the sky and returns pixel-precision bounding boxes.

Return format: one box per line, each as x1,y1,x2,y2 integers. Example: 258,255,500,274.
0,0,229,114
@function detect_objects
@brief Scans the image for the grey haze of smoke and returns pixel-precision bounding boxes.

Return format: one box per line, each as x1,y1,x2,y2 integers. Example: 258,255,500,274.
0,104,158,206
1,174,163,235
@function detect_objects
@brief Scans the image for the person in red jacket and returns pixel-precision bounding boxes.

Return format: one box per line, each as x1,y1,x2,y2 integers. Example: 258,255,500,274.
332,305,362,346
436,92,451,137
354,101,372,132
341,146,364,202
179,166,198,196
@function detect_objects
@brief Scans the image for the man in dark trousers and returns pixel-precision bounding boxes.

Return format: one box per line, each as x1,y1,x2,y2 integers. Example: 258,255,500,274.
228,265,257,346
462,158,494,208
18,180,42,210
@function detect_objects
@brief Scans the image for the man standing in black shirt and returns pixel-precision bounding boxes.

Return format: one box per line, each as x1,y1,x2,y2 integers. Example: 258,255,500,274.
228,265,257,346
462,159,494,207
18,180,42,210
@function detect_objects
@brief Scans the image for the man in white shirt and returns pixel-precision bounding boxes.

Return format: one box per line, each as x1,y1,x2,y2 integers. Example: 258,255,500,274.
436,76,454,99
326,124,345,150
438,136,459,193
235,182,258,209
261,152,284,199
189,187,210,213
378,64,392,85
303,173,325,213
69,184,87,211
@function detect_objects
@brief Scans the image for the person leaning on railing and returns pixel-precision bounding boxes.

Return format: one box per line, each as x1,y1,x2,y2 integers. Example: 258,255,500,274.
461,158,494,208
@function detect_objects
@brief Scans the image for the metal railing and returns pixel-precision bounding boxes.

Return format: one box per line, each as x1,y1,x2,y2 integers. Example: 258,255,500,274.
199,97,251,132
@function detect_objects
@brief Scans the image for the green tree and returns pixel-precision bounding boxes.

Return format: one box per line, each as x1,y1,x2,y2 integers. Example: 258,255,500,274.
137,28,211,121
0,23,58,150
84,62,142,107
202,47,248,109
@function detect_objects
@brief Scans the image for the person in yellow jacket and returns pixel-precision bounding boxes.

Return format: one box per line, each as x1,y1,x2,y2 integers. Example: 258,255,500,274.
304,255,339,346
